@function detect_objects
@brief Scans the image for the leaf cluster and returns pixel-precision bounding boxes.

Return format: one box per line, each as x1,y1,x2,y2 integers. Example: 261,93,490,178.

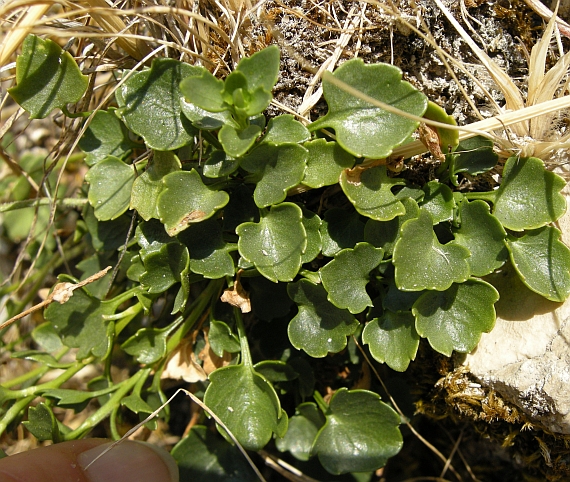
3,36,570,478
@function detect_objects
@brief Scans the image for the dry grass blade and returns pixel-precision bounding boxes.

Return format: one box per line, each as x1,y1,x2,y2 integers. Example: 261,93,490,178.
0,3,50,66
80,0,150,60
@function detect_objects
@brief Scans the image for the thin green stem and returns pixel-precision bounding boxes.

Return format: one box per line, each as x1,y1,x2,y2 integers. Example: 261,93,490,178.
2,347,70,388
313,390,329,414
234,307,253,368
166,279,224,353
465,191,497,203
0,396,35,436
64,369,150,440
6,359,91,399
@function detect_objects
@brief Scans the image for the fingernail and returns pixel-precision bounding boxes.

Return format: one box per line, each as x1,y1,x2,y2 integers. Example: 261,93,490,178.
78,440,178,482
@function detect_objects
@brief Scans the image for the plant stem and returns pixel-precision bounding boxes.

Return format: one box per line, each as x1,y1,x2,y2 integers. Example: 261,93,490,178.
64,368,150,440
234,307,253,368
465,191,497,203
0,396,35,436
166,279,224,353
313,390,329,414
6,359,91,399
2,347,70,389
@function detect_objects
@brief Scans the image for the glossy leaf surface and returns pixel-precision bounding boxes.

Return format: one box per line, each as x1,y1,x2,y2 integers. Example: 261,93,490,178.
453,200,508,277
218,124,262,158
178,218,235,279
394,210,470,291
130,151,181,221
320,243,384,314
340,165,406,221
413,280,499,356
86,156,135,221
364,197,420,257
313,388,403,474
203,364,283,451
241,143,307,208
301,139,355,188
420,181,454,224
116,58,199,150
262,115,311,145
309,60,427,158
506,226,570,302
276,402,325,461
236,203,306,282
287,279,359,357
44,287,119,359
493,156,566,231
363,310,419,372
9,35,88,118
157,169,229,236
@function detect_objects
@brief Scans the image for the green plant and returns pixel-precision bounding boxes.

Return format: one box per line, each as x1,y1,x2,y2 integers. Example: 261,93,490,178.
2,34,570,479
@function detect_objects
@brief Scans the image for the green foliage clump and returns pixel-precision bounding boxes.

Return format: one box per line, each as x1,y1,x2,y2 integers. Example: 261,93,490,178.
3,35,570,478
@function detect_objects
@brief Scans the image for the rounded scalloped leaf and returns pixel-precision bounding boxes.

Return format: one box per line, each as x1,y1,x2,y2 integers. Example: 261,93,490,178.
312,388,403,475
320,242,384,314
180,97,237,130
241,144,307,208
420,181,454,224
308,59,427,158
276,402,325,461
302,139,355,189
79,109,139,166
116,58,200,150
452,200,508,277
202,150,240,179
340,165,406,221
261,115,311,145
179,68,225,112
203,364,283,451
362,311,419,372
506,226,570,302
130,151,181,221
157,169,229,236
139,242,189,293
412,280,499,356
235,45,280,94
236,203,306,282
9,35,88,119
44,287,121,360
177,218,235,279
287,279,359,357
86,156,135,221
394,210,471,291
493,156,567,231
218,124,262,158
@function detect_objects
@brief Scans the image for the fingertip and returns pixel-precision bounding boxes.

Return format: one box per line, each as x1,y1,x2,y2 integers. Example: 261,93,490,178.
78,440,178,482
